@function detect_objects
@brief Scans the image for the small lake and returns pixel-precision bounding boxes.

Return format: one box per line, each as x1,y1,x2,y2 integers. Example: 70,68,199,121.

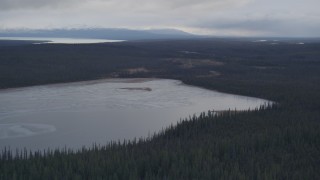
0,37,124,44
0,79,270,151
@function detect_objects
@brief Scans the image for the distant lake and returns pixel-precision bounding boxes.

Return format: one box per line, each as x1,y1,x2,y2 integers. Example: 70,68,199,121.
0,37,124,44
0,79,270,151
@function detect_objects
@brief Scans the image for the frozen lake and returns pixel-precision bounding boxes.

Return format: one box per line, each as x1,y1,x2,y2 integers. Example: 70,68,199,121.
0,37,124,44
0,79,270,151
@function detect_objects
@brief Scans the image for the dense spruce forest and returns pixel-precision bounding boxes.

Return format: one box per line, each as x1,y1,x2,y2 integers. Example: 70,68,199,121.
0,38,319,179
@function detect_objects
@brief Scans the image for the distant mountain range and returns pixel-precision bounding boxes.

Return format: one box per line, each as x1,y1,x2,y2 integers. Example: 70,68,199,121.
0,28,198,40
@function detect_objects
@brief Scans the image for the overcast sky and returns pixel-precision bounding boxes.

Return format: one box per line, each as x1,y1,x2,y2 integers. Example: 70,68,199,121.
0,0,319,37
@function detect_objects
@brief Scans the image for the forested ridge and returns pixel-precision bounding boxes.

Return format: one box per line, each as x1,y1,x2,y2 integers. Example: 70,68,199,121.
0,38,319,179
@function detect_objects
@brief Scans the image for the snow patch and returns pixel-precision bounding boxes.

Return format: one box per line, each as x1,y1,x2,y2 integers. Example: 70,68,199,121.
0,123,56,139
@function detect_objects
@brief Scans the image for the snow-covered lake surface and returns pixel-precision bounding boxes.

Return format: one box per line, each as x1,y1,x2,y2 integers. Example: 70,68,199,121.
0,79,270,151
0,37,123,44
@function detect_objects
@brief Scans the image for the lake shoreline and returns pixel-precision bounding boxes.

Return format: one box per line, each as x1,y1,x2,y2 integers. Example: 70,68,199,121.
0,78,158,92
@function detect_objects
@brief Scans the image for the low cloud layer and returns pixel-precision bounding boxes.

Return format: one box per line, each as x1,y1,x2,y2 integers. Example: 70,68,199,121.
0,0,81,10
0,0,319,37
0,0,248,10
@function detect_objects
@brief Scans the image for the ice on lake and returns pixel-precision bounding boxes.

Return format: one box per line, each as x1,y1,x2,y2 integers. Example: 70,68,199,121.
0,37,124,44
0,79,270,151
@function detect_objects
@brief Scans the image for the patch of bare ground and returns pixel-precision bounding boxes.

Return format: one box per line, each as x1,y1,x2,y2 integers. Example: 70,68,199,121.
252,66,285,70
167,58,224,69
109,68,150,78
197,71,221,78
119,87,152,91
125,67,149,74
253,66,272,70
108,78,155,83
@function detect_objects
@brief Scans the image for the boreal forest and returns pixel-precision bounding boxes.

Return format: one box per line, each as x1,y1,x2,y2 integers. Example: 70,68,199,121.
0,38,319,179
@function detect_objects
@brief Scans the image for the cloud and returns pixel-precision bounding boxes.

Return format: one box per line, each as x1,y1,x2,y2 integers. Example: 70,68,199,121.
0,0,319,37
0,0,250,11
190,13,320,37
0,0,81,10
